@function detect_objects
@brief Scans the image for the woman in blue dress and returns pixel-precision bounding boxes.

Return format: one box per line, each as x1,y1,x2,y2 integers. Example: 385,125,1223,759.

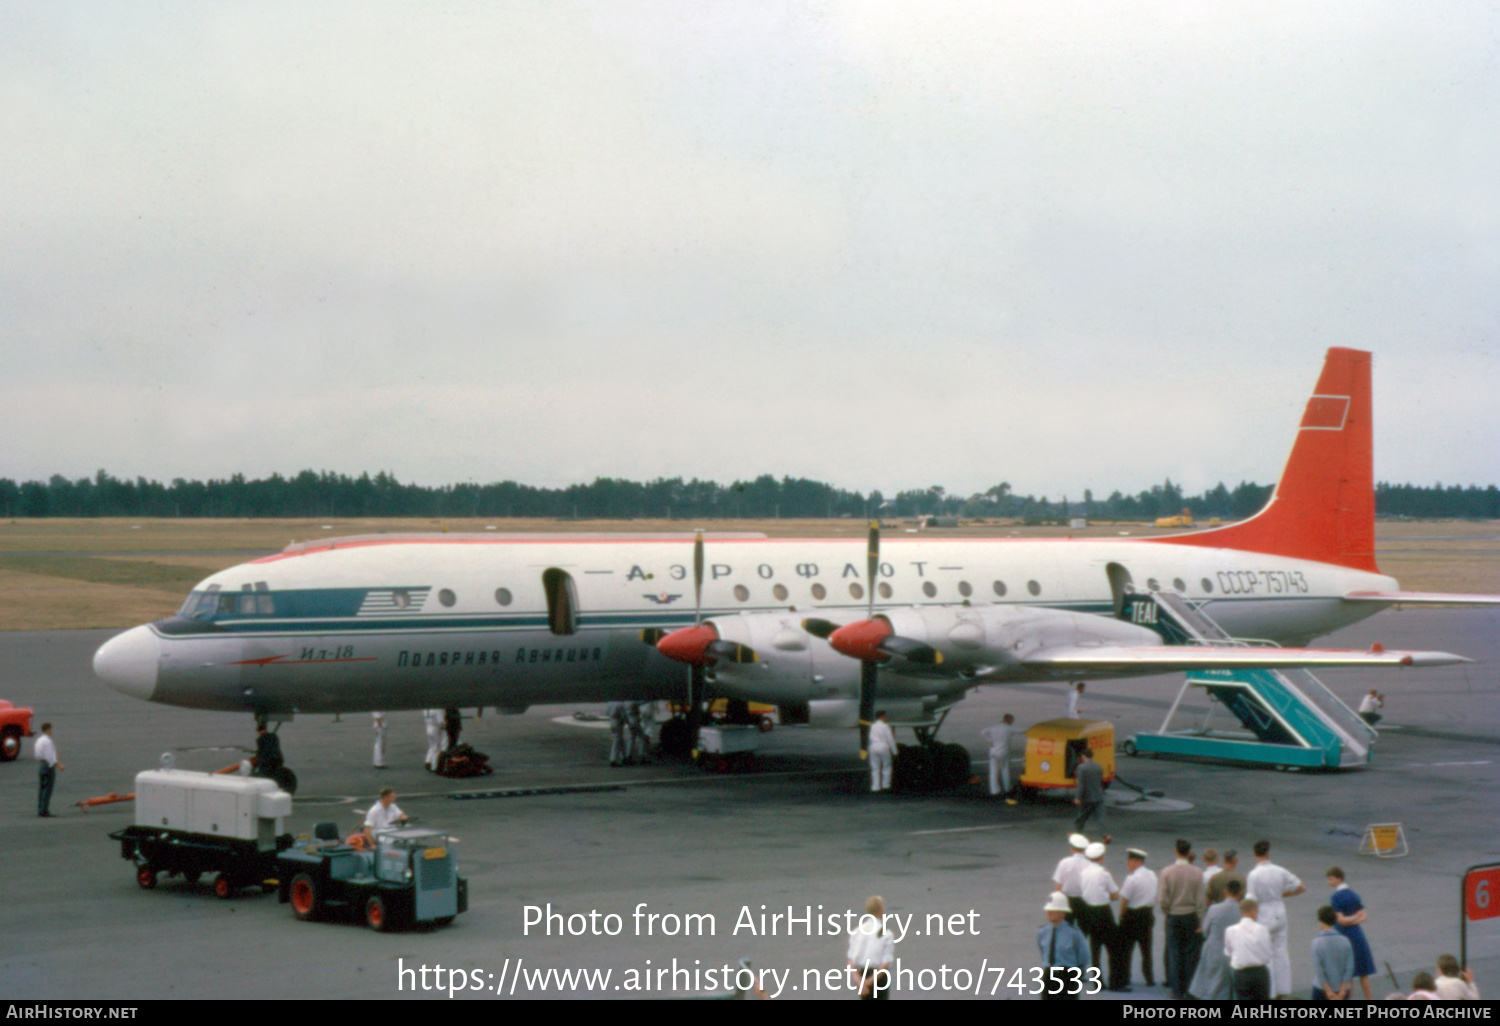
1327,866,1375,999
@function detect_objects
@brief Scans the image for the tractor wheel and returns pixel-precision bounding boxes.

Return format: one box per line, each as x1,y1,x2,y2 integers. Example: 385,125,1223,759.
0,726,21,762
214,874,235,899
136,865,157,890
365,895,390,932
290,873,320,921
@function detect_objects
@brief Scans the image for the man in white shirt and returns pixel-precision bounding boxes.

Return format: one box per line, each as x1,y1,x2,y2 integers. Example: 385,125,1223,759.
981,714,1017,798
372,711,387,769
1067,682,1085,718
1225,899,1274,999
35,722,63,817
867,711,895,793
361,786,408,845
423,709,444,770
1053,833,1091,925
1118,848,1158,989
1079,842,1122,989
847,895,895,999
1245,839,1305,998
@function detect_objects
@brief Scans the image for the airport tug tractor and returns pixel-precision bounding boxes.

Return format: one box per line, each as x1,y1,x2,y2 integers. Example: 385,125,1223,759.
110,762,294,897
277,825,468,931
0,700,34,761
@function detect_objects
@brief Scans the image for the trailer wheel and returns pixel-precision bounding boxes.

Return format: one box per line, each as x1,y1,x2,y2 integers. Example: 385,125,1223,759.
136,866,157,890
0,726,21,762
290,873,320,921
757,716,774,733
365,895,389,932
1122,739,1137,757
213,874,235,900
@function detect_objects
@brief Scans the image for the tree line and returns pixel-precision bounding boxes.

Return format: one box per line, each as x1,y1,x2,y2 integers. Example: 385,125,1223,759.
0,470,1494,521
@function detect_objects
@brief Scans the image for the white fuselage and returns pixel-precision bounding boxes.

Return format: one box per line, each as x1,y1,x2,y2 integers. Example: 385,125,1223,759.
95,533,1396,715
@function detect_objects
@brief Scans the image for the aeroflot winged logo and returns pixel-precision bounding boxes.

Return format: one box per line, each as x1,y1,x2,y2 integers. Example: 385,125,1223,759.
644,593,684,605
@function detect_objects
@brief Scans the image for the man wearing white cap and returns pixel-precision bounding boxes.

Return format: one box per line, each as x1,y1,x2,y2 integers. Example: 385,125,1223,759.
1037,891,1091,1000
1118,847,1158,989
1052,833,1091,925
1079,842,1123,989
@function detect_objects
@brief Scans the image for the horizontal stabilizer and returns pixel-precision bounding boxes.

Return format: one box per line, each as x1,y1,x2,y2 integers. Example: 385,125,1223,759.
1344,590,1500,606
1000,646,1471,678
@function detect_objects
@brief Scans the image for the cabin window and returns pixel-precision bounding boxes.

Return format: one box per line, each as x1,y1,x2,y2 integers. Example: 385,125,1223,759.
849,583,864,601
542,568,579,635
495,588,513,606
1027,580,1042,596
993,580,1007,597
733,585,750,602
1147,578,1160,592
878,582,893,599
810,583,827,601
922,582,937,598
439,589,457,608
773,584,789,602
1173,578,1186,592
1201,578,1213,594
958,581,972,598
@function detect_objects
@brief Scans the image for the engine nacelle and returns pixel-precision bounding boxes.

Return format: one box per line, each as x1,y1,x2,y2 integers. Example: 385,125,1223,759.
799,697,952,729
877,604,1159,676
700,611,965,704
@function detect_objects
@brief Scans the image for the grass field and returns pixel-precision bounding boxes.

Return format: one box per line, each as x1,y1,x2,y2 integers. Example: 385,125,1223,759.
0,517,1495,631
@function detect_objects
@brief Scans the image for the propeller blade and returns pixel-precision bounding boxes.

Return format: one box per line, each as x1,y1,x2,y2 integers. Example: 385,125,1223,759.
866,519,879,619
706,640,758,664
858,661,877,759
800,617,839,640
693,530,705,626
877,635,943,665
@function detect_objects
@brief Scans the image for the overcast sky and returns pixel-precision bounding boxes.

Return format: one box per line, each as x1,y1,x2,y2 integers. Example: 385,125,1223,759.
2,2,1496,501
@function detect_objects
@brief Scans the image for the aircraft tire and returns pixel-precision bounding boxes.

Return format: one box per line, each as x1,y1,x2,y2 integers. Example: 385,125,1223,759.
939,743,971,787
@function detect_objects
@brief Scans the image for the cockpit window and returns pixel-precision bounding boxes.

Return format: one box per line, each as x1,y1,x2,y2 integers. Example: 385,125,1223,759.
177,583,275,620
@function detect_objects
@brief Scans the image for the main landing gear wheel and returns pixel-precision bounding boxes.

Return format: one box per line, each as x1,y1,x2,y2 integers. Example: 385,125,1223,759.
136,865,157,890
365,895,389,932
0,726,21,762
290,873,320,921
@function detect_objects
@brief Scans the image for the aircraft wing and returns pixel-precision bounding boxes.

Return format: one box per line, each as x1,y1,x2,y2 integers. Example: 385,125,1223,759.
1344,590,1500,605
985,645,1472,678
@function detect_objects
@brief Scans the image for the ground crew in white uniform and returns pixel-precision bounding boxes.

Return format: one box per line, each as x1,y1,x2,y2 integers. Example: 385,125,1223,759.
1118,847,1158,988
1245,838,1305,998
423,708,444,770
608,701,630,766
981,713,1017,797
867,711,895,792
1052,833,1091,925
372,711,387,768
1079,842,1122,986
626,701,652,764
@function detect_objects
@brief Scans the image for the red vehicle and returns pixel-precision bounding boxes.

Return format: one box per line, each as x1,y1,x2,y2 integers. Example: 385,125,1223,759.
0,701,35,762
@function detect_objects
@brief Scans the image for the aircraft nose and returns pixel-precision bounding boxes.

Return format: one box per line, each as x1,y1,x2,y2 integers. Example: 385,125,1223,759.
94,625,160,701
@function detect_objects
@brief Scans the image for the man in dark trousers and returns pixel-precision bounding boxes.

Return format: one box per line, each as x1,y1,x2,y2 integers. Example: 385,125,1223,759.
252,722,283,780
1158,837,1207,999
1072,747,1108,840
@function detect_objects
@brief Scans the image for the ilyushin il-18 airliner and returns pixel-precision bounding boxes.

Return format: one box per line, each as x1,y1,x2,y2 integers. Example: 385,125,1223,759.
94,348,1496,755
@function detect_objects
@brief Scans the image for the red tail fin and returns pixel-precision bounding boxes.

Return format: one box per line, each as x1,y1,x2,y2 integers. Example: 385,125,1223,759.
1156,347,1378,573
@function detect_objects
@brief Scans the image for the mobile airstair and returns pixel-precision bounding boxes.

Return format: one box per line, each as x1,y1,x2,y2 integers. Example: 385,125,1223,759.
1120,591,1378,770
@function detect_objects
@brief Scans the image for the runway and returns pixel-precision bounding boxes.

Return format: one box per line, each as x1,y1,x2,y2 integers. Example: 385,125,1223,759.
3,609,1496,1000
